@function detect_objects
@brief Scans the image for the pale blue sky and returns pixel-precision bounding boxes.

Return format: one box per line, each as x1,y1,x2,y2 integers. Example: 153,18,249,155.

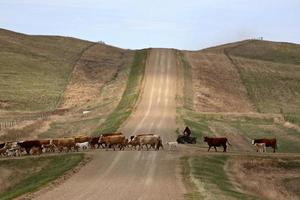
1,0,299,50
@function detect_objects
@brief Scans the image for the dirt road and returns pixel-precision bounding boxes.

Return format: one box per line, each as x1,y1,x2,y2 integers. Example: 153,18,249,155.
32,49,185,200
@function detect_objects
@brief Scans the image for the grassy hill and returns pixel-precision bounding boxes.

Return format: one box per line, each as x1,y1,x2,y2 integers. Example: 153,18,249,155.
0,28,92,111
184,40,300,115
0,29,140,140
225,40,300,114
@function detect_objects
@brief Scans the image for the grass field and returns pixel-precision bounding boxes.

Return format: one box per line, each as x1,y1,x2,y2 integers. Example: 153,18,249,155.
0,29,92,111
94,49,148,134
0,154,84,200
225,40,300,114
183,155,300,200
181,110,300,153
182,155,257,200
178,52,193,111
178,42,300,199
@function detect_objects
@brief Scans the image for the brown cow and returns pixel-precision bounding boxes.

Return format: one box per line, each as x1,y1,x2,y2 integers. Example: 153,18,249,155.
89,136,101,149
102,132,123,137
17,140,42,155
74,136,91,143
52,138,76,152
128,138,140,150
39,139,51,146
138,135,161,151
203,136,231,152
30,146,42,155
99,135,126,151
252,138,277,153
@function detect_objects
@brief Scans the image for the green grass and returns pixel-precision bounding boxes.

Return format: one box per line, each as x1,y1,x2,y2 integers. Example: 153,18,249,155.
284,113,300,126
0,29,92,111
0,154,84,200
178,52,193,110
93,49,148,134
229,40,300,65
231,121,300,153
182,155,257,200
180,109,300,153
39,117,102,138
224,40,300,114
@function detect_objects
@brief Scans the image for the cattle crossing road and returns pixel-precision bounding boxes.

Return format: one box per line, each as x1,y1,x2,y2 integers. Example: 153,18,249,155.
32,49,185,200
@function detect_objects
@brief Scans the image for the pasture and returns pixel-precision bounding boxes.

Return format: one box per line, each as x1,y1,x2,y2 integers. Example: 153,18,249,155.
0,154,84,200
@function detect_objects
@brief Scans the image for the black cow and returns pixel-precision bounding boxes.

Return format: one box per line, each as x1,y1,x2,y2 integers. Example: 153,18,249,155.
17,140,42,154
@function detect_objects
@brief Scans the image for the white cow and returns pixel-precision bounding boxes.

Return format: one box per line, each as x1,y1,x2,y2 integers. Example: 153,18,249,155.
75,142,89,151
166,142,178,151
253,142,266,153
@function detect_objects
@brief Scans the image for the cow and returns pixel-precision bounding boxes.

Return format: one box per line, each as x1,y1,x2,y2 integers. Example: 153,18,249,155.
128,138,140,150
75,142,89,151
74,136,91,143
30,146,42,155
0,142,5,149
39,139,51,146
42,143,56,153
89,136,101,149
253,143,266,153
252,138,277,153
17,140,42,155
203,137,231,152
6,146,22,157
0,147,8,157
98,134,126,151
166,141,178,151
52,138,76,152
138,135,162,151
102,132,123,137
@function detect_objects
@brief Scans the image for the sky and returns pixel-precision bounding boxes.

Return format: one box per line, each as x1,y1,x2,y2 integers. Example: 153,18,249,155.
0,0,300,50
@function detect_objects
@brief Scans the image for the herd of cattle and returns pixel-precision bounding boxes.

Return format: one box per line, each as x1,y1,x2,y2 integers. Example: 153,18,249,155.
0,133,164,157
0,132,278,158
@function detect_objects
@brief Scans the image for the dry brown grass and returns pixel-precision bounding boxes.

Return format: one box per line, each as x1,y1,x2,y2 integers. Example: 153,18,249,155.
227,157,300,200
184,51,255,112
61,44,134,109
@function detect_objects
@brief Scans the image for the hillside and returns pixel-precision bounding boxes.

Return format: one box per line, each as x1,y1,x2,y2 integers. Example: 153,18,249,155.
184,40,300,115
0,29,138,140
0,28,92,111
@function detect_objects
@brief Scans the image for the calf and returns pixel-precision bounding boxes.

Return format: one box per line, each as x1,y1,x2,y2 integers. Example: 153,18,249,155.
253,143,266,153
203,136,231,152
166,142,178,151
75,142,89,151
252,138,277,153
